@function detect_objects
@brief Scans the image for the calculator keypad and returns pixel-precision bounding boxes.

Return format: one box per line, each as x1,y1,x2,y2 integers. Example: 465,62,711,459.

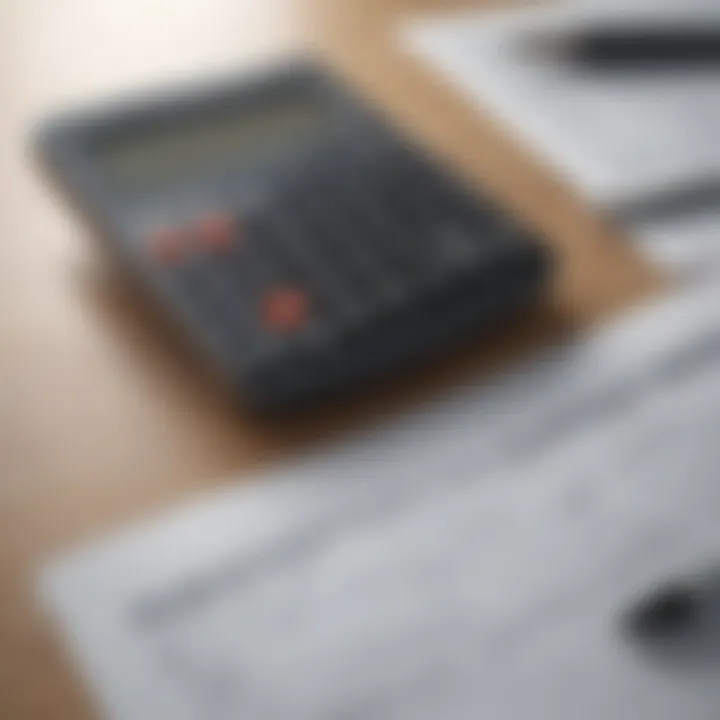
148,142,534,370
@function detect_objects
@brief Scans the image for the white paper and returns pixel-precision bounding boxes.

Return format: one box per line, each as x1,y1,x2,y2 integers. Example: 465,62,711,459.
41,281,720,720
404,1,720,272
633,209,720,274
406,1,720,207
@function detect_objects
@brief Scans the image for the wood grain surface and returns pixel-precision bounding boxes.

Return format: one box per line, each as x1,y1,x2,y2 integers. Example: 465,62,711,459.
0,1,660,717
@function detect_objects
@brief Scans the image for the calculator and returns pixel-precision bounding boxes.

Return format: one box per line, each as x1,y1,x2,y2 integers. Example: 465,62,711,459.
36,62,552,411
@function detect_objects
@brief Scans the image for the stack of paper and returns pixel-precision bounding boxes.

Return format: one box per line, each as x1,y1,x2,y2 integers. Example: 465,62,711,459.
41,280,720,720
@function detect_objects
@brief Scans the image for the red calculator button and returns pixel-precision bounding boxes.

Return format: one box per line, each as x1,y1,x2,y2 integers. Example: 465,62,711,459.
262,288,311,333
148,227,187,264
196,212,235,252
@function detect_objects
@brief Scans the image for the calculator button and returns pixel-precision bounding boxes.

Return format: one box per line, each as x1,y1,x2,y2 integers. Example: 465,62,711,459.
195,212,235,252
262,287,311,334
256,212,364,326
148,226,188,264
314,192,408,294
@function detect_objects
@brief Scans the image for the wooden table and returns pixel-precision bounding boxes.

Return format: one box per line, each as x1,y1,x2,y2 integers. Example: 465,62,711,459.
0,0,659,717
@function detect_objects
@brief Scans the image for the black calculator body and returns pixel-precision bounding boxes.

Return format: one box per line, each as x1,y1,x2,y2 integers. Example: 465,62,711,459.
36,62,552,411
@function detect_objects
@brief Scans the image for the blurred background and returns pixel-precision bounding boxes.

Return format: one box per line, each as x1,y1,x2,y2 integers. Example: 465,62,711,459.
0,1,666,718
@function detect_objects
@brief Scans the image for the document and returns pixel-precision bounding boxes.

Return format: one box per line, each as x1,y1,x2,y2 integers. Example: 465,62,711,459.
41,281,720,720
404,1,720,272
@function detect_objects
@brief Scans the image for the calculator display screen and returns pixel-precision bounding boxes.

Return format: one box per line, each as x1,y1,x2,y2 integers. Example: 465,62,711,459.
96,96,330,191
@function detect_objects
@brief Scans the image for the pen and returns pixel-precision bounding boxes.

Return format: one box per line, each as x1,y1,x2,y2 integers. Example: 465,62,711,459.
530,26,720,70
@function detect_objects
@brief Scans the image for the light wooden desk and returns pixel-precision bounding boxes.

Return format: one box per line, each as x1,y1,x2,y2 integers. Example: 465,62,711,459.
0,0,659,717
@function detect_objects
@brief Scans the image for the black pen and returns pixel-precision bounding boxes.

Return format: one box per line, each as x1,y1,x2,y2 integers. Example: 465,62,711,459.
529,25,720,70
